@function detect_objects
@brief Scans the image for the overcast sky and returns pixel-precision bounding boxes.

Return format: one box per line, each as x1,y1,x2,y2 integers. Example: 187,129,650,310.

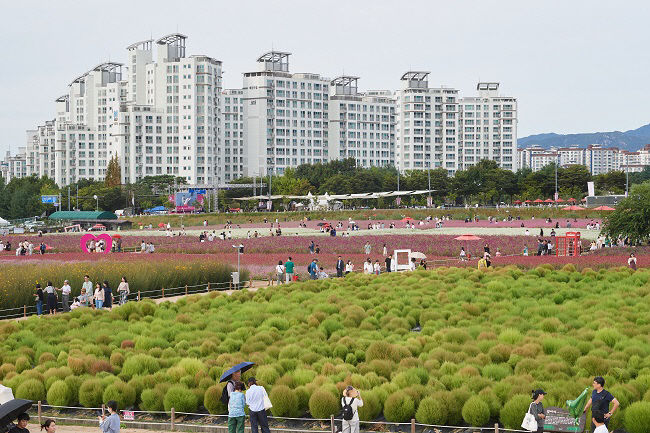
1,0,648,155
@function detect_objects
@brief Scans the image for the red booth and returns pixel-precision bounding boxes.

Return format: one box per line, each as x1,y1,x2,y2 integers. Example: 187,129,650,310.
555,232,581,257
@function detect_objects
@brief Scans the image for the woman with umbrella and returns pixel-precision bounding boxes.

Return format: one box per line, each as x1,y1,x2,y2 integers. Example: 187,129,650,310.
220,362,255,401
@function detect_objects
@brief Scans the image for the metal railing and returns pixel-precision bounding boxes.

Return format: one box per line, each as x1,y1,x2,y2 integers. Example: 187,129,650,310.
0,279,253,321
28,402,531,433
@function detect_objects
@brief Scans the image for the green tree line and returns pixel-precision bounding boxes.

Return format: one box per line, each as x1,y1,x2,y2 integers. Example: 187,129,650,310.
2,158,650,219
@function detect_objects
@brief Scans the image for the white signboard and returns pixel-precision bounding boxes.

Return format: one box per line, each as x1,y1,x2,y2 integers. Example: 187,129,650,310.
392,249,412,271
587,181,595,197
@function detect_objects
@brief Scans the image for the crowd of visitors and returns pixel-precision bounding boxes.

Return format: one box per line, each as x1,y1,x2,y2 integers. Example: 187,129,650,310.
33,275,130,316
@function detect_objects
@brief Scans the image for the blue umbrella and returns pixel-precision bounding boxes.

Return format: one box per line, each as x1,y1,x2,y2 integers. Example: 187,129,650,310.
219,362,255,383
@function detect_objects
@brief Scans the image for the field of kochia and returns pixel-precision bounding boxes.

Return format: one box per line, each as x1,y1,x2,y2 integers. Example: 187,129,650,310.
2,265,650,432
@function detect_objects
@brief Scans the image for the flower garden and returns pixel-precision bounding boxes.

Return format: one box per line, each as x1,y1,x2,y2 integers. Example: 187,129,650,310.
1,266,650,432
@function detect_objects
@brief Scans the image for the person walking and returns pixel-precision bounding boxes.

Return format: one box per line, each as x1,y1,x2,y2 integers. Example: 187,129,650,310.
285,257,295,282
117,277,129,305
341,386,363,433
373,260,381,275
308,259,318,280
98,400,120,433
384,255,392,272
583,376,619,432
364,242,371,255
44,282,57,315
276,261,285,285
382,243,387,256
459,247,467,261
529,389,546,433
308,240,315,254
246,377,271,433
34,284,44,317
59,280,72,312
336,256,345,277
628,253,637,270
228,382,246,433
94,283,104,309
103,281,113,309
78,287,90,307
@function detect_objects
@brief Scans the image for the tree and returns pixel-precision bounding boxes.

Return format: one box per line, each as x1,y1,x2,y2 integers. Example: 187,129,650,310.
104,155,121,187
603,181,650,244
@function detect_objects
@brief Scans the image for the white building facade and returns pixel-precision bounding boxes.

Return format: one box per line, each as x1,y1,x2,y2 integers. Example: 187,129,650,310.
395,72,460,174
458,82,517,171
328,76,395,168
222,89,245,181
242,52,329,178
24,34,223,187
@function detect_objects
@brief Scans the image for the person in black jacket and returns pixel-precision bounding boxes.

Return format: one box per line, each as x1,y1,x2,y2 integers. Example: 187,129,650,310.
336,256,345,277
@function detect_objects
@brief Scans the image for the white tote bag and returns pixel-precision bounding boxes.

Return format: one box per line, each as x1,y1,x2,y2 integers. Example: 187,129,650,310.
263,395,273,410
521,403,538,431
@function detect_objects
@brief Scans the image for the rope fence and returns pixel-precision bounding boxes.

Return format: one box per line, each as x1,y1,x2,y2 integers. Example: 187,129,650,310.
28,402,531,433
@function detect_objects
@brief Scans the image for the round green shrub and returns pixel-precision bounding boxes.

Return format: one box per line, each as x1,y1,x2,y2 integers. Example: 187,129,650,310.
625,402,650,433
14,356,30,373
204,384,227,414
500,394,530,429
163,385,198,414
357,390,381,421
383,392,415,423
308,388,339,419
256,365,280,385
16,378,46,401
415,396,448,425
79,378,104,408
47,380,72,406
120,354,160,380
140,388,164,412
64,375,84,405
462,396,490,427
103,381,136,410
270,385,298,417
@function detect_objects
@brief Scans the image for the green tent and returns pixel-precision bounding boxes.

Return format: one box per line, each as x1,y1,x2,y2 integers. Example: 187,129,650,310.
49,211,118,220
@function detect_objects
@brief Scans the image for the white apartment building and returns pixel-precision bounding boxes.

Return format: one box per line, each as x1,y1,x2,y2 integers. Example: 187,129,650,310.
1,148,27,182
518,143,650,174
328,76,395,168
222,89,245,181
242,52,329,177
458,82,517,171
26,34,223,187
395,72,460,174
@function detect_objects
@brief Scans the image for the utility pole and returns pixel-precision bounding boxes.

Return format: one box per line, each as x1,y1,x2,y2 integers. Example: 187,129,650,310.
626,166,629,197
554,155,558,202
68,187,70,210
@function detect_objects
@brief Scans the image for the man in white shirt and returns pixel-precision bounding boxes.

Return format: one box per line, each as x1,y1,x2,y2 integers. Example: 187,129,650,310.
60,280,72,312
592,412,608,433
246,377,270,433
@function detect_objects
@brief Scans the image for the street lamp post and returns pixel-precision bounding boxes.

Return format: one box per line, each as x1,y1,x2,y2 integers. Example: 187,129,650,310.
93,195,98,211
232,244,243,289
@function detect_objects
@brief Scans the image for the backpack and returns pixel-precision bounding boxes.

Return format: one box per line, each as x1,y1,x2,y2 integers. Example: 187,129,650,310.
341,397,355,421
221,381,233,405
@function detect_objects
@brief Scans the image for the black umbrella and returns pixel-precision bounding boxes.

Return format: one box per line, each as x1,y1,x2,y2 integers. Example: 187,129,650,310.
0,399,32,433
219,362,255,383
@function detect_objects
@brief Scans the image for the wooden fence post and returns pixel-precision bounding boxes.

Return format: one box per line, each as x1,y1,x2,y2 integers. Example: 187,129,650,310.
171,407,175,431
207,282,211,292
23,305,27,318
101,404,105,417
229,280,232,290
38,401,42,425
162,287,165,298
137,290,141,301
494,423,499,433
185,285,188,296
249,279,253,288
330,415,335,433
411,418,415,433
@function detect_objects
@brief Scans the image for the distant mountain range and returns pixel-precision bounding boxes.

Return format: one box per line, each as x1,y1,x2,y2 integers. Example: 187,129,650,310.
518,123,650,151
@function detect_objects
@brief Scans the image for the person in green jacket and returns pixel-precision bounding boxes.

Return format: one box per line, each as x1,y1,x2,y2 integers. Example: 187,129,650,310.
285,257,295,283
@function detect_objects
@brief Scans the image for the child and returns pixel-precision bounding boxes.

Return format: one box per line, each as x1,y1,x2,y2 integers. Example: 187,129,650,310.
228,382,246,433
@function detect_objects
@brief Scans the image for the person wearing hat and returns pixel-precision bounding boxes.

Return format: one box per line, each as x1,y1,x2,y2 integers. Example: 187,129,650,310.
530,389,546,433
341,386,363,433
59,280,72,312
245,377,270,433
